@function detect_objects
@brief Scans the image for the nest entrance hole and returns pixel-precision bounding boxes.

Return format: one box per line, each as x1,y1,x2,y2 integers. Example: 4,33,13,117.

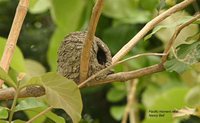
97,45,107,65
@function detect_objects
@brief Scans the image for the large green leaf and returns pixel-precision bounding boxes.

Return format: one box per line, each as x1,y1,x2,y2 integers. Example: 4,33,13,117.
0,37,26,72
15,98,46,112
48,0,85,71
165,41,200,73
0,67,16,87
29,0,50,14
103,0,151,24
0,107,8,119
27,72,83,123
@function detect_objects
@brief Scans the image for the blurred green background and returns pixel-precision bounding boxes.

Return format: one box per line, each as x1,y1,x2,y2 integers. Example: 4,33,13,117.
0,0,200,123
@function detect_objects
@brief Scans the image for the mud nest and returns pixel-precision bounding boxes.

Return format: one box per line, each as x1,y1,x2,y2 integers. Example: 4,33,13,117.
57,31,112,84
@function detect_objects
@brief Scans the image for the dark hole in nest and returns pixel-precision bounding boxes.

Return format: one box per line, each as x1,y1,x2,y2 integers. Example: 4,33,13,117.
97,45,107,65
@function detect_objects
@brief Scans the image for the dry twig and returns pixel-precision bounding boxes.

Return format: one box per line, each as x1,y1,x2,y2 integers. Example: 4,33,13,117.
80,0,104,82
0,0,29,87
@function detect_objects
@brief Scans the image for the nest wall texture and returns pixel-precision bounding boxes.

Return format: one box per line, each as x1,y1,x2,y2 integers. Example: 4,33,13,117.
57,31,112,84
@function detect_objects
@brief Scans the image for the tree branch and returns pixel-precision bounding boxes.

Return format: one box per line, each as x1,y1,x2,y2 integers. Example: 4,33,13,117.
0,64,164,100
79,0,104,82
87,64,164,86
78,53,165,88
112,0,196,64
0,0,29,87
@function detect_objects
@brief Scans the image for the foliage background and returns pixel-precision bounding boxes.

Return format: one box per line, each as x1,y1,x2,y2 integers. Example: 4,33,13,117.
0,0,200,123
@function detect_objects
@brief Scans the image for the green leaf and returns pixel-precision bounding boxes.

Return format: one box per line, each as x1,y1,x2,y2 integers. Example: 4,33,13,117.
0,107,8,119
27,72,83,123
0,120,8,123
13,120,26,123
15,98,46,112
185,32,200,43
110,106,125,121
0,67,16,87
103,0,151,24
139,0,159,11
144,25,169,41
164,59,188,73
0,37,26,72
25,107,65,123
48,0,85,71
185,86,200,107
25,59,46,77
155,12,199,47
165,41,200,73
107,88,126,102
29,0,50,14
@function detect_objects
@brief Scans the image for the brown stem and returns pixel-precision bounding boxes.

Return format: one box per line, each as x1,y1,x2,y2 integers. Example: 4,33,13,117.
78,53,165,88
87,64,164,86
79,0,104,82
0,64,164,100
0,0,29,87
0,86,45,100
161,12,200,62
112,0,196,64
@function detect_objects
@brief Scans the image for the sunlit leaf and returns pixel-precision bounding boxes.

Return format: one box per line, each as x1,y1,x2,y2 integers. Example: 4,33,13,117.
144,25,170,41
48,0,85,71
26,72,83,123
25,59,46,77
110,106,125,121
29,0,50,14
164,59,188,73
165,41,200,73
185,32,200,43
0,37,26,72
15,98,46,112
0,107,8,119
155,12,199,47
103,0,151,24
0,67,16,87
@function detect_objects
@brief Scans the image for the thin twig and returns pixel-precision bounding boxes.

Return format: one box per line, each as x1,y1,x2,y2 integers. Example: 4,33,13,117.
79,0,104,82
122,80,138,123
26,106,53,123
0,0,29,87
112,0,196,64
8,82,20,122
78,53,165,88
161,12,200,62
89,63,164,86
